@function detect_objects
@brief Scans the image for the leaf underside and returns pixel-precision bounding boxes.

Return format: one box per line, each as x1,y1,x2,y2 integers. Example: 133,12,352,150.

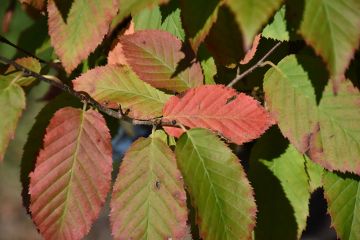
47,0,118,73
163,85,274,145
73,65,170,119
110,136,188,239
175,128,256,240
29,107,112,240
120,30,203,92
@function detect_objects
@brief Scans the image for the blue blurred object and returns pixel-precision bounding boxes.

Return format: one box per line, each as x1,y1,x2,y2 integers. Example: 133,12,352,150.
111,124,151,161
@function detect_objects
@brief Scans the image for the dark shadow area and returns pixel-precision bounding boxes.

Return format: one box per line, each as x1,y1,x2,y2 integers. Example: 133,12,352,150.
54,0,73,23
170,40,197,80
346,50,360,89
179,0,220,40
285,0,305,41
186,191,201,240
302,189,337,240
249,127,298,240
15,15,51,61
160,0,179,23
204,5,245,67
20,93,81,214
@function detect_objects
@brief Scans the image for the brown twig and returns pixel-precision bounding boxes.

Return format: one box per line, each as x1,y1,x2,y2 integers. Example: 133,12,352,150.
227,42,282,88
0,55,177,128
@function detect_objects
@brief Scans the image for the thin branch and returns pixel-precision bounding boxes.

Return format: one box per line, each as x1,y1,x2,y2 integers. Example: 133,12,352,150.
0,55,177,128
227,42,282,88
0,35,62,71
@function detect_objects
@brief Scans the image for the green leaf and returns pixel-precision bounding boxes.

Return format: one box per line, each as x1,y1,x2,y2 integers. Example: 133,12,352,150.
262,6,289,41
226,0,283,49
249,127,310,239
134,4,185,40
4,57,41,86
308,80,360,174
323,171,360,240
73,65,170,119
180,0,221,52
110,137,188,239
47,0,118,72
198,45,217,85
299,0,360,81
263,54,318,153
305,156,323,192
175,128,256,240
111,0,168,30
0,80,25,161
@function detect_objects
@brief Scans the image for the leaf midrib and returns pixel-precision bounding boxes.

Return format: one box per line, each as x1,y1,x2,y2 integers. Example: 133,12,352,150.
57,108,86,235
187,132,231,240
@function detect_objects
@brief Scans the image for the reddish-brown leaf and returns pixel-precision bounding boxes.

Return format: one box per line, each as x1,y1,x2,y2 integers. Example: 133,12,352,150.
108,21,135,66
240,34,261,65
29,107,112,240
19,0,46,11
163,85,275,144
47,0,118,73
119,30,203,92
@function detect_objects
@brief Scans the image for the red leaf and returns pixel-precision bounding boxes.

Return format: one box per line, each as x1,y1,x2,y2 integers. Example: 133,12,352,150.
163,85,275,144
119,30,203,92
29,107,112,240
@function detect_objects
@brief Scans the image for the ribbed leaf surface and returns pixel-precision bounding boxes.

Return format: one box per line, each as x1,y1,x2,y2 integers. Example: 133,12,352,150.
175,128,256,240
48,0,118,73
0,78,25,161
300,0,360,80
323,171,360,240
29,107,112,240
264,55,318,153
163,85,274,145
120,30,203,92
180,0,221,52
73,65,170,119
309,80,360,174
110,136,188,239
226,0,283,49
262,6,289,41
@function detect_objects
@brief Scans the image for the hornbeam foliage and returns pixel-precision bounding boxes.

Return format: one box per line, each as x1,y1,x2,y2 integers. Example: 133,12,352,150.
0,0,359,239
